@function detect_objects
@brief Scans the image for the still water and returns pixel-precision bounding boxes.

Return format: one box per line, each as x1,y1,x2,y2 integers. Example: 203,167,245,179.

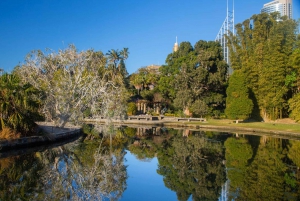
1,125,300,201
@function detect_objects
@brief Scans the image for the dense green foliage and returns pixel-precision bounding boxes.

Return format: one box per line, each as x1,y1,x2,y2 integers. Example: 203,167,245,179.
158,40,228,117
288,48,300,121
227,12,299,120
0,73,42,134
225,70,253,120
127,102,137,115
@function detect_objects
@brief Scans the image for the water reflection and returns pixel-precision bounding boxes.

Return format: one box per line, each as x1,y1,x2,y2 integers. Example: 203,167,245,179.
156,130,226,201
1,125,300,200
0,138,127,201
225,135,300,200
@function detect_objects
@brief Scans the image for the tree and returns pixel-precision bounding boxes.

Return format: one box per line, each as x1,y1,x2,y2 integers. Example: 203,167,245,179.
127,102,137,115
288,48,300,121
191,99,210,117
130,67,159,96
227,12,299,120
225,70,253,120
159,40,228,117
106,48,129,81
0,73,42,134
17,45,128,127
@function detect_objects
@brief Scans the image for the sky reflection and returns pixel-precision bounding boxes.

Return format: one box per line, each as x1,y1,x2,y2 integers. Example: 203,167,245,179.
122,150,181,201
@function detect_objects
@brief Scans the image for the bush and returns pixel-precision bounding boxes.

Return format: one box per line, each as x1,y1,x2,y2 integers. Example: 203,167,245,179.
164,113,175,117
0,127,21,140
127,102,137,115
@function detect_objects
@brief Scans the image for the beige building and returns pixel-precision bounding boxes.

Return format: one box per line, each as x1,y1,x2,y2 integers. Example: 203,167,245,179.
146,64,161,74
173,36,179,52
261,0,293,19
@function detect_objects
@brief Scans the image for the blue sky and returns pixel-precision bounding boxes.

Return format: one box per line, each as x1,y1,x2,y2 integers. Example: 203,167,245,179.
0,0,299,74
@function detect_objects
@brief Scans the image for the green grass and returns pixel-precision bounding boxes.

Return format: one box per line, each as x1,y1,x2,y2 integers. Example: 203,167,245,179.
188,119,300,134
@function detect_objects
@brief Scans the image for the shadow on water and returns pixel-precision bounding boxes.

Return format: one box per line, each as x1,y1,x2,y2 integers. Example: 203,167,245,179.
0,133,83,159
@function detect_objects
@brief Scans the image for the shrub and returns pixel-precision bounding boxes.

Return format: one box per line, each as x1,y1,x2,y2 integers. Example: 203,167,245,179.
0,127,21,140
127,102,137,115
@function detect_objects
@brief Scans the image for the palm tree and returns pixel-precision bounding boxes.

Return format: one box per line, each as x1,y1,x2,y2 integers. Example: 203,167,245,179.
106,49,121,76
120,48,129,60
129,74,143,95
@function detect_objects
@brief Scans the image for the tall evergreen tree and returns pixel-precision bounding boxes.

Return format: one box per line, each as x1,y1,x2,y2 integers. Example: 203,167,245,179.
225,70,253,120
288,48,300,121
227,12,298,120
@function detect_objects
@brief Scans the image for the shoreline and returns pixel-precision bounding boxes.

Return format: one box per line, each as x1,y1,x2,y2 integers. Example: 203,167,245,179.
85,117,300,138
0,123,82,152
1,117,300,153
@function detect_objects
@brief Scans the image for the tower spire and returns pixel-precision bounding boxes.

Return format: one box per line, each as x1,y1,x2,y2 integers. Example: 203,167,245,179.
173,36,179,52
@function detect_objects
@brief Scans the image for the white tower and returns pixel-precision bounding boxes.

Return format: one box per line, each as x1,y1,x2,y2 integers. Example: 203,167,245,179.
173,36,179,52
215,0,234,74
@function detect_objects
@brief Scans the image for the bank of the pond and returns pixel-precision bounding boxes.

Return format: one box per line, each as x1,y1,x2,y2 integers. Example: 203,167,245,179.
0,122,82,152
85,117,300,138
2,118,299,152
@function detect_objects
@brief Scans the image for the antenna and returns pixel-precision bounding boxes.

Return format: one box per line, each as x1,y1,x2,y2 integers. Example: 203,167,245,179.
215,0,235,74
233,0,235,35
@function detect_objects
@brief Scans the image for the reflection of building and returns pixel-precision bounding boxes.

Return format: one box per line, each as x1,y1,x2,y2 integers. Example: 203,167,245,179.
219,179,229,201
261,0,293,19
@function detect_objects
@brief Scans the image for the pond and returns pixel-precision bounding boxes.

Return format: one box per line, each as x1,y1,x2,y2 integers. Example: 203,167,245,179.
0,125,300,201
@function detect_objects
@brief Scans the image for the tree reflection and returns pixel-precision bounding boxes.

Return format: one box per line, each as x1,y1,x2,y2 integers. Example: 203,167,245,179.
225,135,300,201
0,138,127,201
157,130,226,201
224,136,253,199
38,141,127,200
0,154,44,201
128,127,170,161
287,140,300,198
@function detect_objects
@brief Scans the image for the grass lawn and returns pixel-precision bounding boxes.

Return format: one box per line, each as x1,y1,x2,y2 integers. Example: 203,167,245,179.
188,119,300,134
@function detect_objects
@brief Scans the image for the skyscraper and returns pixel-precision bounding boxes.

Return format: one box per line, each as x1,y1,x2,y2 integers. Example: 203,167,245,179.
261,0,293,19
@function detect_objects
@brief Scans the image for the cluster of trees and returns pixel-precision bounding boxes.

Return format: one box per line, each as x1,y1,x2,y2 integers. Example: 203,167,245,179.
129,12,300,121
226,13,300,121
1,12,300,137
129,40,228,117
0,45,130,137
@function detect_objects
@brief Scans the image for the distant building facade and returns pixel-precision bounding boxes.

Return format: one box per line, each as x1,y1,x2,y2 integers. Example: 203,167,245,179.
146,64,161,74
261,0,292,19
